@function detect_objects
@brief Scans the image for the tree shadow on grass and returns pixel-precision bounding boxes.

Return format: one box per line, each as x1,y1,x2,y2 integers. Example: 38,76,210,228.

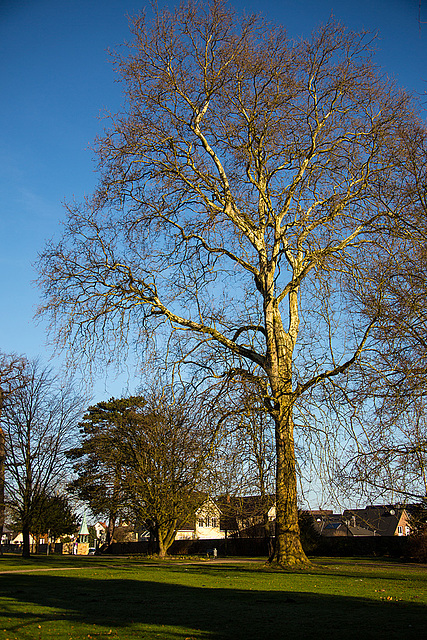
0,571,425,640
187,559,427,581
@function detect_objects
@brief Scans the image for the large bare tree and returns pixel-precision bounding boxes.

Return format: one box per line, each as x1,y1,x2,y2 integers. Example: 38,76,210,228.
38,1,423,566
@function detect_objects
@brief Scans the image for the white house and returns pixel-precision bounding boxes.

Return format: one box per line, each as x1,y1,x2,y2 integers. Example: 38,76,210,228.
175,498,224,540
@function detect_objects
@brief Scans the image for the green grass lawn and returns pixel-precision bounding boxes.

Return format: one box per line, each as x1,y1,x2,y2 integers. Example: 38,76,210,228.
0,555,425,639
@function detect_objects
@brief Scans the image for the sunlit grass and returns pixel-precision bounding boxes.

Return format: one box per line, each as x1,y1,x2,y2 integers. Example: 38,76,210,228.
0,556,425,639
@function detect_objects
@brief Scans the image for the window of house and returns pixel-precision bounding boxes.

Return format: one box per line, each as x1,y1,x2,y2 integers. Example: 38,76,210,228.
198,519,204,528
211,518,217,528
397,526,403,535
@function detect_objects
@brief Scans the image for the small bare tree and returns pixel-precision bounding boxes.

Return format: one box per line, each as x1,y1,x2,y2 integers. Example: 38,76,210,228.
38,1,424,566
0,352,28,555
1,360,83,557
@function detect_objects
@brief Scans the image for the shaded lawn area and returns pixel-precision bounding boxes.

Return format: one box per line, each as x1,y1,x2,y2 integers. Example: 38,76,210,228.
0,557,425,639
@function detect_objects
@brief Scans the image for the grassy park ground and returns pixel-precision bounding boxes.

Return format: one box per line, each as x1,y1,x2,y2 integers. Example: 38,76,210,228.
0,555,426,639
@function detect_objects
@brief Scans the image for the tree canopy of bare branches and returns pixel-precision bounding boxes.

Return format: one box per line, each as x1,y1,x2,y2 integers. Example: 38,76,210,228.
337,128,427,504
38,1,425,566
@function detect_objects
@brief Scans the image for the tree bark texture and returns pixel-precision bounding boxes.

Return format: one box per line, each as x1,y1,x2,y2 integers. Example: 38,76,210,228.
264,298,309,566
271,410,308,566
157,519,178,558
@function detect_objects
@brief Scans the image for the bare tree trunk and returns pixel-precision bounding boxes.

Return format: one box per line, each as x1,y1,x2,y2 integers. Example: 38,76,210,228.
265,298,310,567
157,521,177,558
269,409,308,566
257,440,274,557
22,522,31,558
157,534,167,558
106,515,115,548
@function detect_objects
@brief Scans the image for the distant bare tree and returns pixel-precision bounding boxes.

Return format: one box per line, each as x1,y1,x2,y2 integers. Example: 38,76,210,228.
213,381,276,552
0,352,28,555
1,360,83,557
344,406,427,503
38,1,424,566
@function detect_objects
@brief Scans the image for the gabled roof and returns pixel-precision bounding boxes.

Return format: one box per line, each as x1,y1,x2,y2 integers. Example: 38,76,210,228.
307,509,378,537
342,505,407,536
217,495,275,531
1,524,16,535
176,495,220,531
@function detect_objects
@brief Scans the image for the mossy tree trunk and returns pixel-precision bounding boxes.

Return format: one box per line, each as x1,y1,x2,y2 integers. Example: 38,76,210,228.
270,408,308,566
263,284,309,567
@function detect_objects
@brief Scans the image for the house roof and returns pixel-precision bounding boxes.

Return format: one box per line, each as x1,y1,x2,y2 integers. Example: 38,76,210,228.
1,524,16,535
306,509,379,537
347,524,378,537
217,495,275,531
342,505,407,536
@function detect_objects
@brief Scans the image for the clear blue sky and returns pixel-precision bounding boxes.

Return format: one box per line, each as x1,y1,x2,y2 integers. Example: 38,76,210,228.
1,0,426,402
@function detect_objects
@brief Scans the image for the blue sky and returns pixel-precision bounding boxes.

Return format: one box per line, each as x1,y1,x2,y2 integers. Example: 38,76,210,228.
1,0,426,403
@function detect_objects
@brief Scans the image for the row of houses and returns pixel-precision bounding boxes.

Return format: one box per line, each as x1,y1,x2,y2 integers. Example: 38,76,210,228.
1,511,91,554
94,498,414,545
310,505,412,538
93,496,275,544
2,497,416,553
1,527,52,547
